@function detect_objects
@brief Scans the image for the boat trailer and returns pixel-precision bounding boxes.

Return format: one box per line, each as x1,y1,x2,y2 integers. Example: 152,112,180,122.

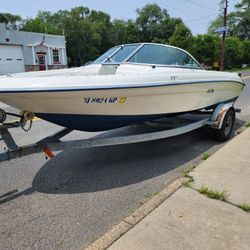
0,103,239,162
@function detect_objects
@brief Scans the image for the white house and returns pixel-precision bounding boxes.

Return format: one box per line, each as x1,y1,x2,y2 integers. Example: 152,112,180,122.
0,23,67,75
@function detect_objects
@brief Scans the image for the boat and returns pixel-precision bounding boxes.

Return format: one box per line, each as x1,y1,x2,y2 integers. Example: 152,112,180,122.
0,43,245,132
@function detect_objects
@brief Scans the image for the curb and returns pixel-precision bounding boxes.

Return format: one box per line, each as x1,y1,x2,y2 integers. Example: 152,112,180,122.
84,177,188,250
234,121,250,135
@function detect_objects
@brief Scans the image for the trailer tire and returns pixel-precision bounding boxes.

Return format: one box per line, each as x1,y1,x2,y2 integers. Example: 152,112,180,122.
213,108,235,142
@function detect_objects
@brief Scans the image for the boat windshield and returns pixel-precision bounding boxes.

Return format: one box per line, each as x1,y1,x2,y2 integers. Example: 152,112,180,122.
93,44,140,64
106,44,139,63
92,46,120,64
92,43,201,68
128,44,200,68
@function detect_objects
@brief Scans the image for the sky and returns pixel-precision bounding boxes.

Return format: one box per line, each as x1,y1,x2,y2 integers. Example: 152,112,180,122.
1,0,238,35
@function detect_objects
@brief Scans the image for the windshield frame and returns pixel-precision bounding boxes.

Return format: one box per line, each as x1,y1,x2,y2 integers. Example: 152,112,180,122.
103,43,142,64
92,46,121,64
125,43,202,69
93,43,202,69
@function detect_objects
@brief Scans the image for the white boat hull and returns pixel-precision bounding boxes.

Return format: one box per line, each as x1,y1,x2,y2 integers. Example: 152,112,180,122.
0,73,244,131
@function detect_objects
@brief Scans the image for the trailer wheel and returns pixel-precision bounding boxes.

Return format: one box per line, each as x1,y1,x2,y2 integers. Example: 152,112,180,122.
213,108,235,142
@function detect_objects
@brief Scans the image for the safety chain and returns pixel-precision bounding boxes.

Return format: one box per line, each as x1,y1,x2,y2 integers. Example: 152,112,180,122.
21,119,33,132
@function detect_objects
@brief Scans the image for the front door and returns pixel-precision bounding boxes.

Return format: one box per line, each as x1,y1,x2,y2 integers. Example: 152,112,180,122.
38,54,46,71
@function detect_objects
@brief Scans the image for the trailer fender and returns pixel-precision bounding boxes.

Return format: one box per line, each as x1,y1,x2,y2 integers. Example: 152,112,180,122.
210,102,235,129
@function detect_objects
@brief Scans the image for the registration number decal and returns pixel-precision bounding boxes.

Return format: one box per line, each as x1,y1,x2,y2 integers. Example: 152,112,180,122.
83,97,127,104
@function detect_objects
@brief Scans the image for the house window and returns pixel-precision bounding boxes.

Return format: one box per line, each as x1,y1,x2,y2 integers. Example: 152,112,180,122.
53,49,60,64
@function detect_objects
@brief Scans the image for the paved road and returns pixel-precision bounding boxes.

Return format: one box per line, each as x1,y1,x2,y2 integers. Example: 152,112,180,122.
0,73,249,250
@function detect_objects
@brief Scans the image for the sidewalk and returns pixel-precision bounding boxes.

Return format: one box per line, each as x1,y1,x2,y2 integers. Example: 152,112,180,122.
107,128,250,250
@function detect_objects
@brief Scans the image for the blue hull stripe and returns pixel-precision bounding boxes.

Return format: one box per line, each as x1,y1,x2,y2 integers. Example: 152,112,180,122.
0,79,244,93
35,97,238,132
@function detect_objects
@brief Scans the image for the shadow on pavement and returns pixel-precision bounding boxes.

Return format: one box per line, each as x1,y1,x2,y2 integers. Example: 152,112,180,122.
31,129,221,194
0,118,245,204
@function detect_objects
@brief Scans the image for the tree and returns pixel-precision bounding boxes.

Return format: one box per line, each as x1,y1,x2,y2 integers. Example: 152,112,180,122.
59,7,102,66
161,17,183,42
112,20,128,44
169,24,193,51
231,0,250,39
208,16,223,34
224,36,244,67
242,40,250,64
112,19,142,45
21,11,61,34
208,0,250,39
0,12,22,30
190,34,221,66
136,4,183,42
88,10,113,54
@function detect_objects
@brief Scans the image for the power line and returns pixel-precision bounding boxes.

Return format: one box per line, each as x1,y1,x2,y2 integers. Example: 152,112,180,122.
185,13,217,23
155,0,217,26
154,0,219,34
184,0,217,12
189,20,213,29
155,0,203,18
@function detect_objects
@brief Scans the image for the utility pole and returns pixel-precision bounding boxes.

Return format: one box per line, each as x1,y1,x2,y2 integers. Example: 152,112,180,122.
220,0,228,71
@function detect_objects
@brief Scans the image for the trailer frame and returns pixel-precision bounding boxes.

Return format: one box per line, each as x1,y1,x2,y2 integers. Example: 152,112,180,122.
0,102,239,162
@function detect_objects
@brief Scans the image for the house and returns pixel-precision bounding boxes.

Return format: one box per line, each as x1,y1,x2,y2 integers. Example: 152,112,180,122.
0,23,67,75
